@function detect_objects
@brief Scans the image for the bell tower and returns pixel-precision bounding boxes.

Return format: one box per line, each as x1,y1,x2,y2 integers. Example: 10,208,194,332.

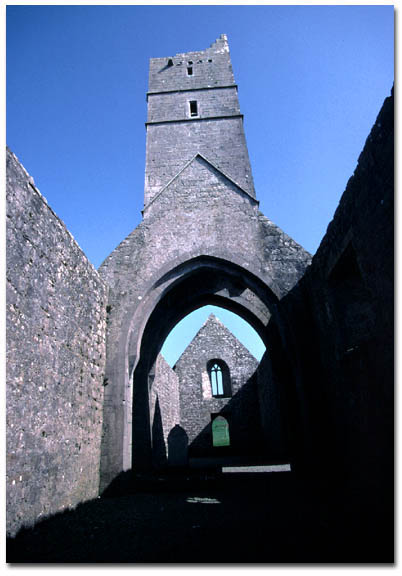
97,33,312,491
144,34,256,209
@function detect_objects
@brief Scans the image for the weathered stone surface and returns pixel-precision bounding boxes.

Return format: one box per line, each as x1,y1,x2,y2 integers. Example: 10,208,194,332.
174,314,259,448
98,36,311,488
149,355,180,467
148,35,235,94
145,34,254,206
147,315,283,464
6,149,108,536
260,87,394,544
302,87,394,529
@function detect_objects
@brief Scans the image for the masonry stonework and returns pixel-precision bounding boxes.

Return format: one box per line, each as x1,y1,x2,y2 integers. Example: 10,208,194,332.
174,315,260,454
149,355,180,467
6,33,393,559
6,149,108,536
303,87,394,538
98,36,311,488
145,35,254,204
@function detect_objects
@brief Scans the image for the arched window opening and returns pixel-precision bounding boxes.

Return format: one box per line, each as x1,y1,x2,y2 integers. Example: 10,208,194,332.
207,359,231,398
210,363,223,396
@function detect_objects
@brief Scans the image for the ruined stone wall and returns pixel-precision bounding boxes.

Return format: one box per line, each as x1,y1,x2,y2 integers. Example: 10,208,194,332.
6,149,108,536
303,88,394,530
99,153,310,486
173,315,262,458
264,88,394,545
148,35,235,93
255,349,290,461
149,355,180,467
98,36,311,488
101,156,310,303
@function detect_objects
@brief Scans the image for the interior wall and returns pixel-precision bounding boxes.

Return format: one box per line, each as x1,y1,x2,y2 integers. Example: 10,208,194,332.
6,149,108,536
276,88,394,549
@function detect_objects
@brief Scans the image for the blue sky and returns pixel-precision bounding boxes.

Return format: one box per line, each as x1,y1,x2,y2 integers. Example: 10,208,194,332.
6,5,394,364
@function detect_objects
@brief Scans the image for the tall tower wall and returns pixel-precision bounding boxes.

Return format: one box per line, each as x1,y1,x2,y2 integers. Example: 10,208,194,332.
98,35,311,489
144,34,255,206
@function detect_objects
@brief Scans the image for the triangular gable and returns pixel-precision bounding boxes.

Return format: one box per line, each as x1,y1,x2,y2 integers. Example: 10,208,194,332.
173,313,259,369
143,153,259,214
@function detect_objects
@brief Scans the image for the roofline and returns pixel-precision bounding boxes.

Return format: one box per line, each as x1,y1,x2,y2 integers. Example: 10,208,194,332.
142,152,258,214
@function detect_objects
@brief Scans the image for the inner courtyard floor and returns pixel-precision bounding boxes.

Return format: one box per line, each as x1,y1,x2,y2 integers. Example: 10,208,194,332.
6,469,392,563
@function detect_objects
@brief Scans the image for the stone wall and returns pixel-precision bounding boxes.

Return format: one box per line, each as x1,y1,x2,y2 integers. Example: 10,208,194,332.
148,35,235,96
149,355,180,467
144,118,254,204
145,33,255,206
261,88,394,549
98,37,311,487
6,149,108,536
98,154,310,486
174,314,262,458
147,87,241,124
255,349,290,461
303,87,394,532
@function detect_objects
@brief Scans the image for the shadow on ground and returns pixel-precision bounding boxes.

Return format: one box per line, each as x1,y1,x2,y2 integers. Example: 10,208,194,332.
6,470,389,563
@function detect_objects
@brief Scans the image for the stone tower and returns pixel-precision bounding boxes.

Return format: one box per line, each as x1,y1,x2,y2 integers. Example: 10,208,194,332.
98,35,311,489
144,34,255,209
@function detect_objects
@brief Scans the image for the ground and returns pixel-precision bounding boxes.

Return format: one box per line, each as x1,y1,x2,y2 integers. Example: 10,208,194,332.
6,468,389,563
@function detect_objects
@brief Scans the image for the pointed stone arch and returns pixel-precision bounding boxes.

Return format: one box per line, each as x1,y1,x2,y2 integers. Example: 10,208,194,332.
99,254,292,484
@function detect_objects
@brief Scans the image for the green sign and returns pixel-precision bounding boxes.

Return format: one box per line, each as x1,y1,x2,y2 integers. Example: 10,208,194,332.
212,416,230,447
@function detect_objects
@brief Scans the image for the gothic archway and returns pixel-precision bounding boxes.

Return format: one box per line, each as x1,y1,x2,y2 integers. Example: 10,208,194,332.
127,256,287,471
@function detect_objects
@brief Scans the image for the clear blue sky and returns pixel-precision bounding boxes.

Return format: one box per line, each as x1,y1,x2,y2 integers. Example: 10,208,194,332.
6,5,394,365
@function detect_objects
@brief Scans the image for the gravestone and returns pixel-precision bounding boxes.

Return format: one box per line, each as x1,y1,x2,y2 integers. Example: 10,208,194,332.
212,416,230,447
167,425,188,467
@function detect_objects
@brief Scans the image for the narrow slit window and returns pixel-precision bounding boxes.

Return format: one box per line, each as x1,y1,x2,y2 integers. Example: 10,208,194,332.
189,100,198,117
187,66,193,76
